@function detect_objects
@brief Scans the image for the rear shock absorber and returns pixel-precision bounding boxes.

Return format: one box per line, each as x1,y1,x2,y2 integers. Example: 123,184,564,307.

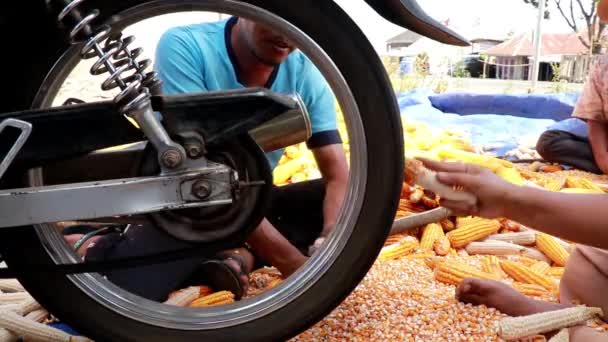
50,0,186,169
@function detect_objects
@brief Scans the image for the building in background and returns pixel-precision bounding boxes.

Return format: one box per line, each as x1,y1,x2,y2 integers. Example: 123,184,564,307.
385,30,423,57
485,32,586,81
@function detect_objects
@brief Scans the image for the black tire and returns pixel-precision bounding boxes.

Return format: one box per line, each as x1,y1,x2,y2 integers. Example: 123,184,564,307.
0,1,404,341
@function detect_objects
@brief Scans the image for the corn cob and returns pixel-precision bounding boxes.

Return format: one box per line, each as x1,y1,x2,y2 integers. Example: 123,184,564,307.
409,188,424,203
272,157,308,184
548,328,569,342
465,240,525,256
433,237,451,256
447,218,501,248
0,280,23,293
377,238,418,262
189,291,235,307
0,309,91,341
405,251,434,260
536,233,570,266
576,178,604,192
521,247,553,263
0,328,17,342
434,260,501,286
420,223,444,251
480,256,505,279
385,234,403,246
554,237,574,253
530,261,551,275
549,267,565,278
516,255,541,266
436,147,506,172
0,293,30,305
499,305,603,340
440,219,455,232
500,219,524,232
267,278,282,289
512,282,550,296
25,309,49,323
423,256,443,270
485,231,536,246
496,166,524,185
500,260,557,292
13,298,41,316
559,187,604,194
164,286,200,307
544,177,566,192
421,195,438,209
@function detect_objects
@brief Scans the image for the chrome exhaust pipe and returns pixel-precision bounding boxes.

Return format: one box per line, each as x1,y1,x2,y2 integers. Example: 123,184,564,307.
249,94,312,152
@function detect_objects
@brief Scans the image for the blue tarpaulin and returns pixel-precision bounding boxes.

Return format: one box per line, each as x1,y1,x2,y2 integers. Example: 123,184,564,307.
398,90,587,155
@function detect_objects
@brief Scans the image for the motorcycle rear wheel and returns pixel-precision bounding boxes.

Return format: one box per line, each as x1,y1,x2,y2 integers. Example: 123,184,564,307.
0,1,404,341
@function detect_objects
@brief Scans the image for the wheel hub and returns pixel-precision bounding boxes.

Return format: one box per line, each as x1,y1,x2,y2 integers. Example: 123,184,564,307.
138,134,272,243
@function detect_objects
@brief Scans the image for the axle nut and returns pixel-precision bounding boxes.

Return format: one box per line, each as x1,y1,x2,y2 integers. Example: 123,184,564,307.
192,180,212,199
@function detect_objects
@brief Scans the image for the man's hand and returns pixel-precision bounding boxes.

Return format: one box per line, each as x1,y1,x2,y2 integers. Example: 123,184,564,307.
419,158,518,219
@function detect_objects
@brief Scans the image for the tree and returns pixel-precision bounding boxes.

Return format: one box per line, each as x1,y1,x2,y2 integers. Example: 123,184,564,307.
523,0,606,54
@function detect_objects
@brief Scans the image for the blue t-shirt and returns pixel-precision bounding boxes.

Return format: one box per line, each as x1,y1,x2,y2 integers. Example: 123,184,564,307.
154,17,340,169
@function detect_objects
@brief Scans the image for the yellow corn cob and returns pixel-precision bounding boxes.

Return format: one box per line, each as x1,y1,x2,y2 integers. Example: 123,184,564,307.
549,267,565,278
25,309,49,323
0,309,91,341
576,178,604,192
481,256,505,278
500,260,557,292
498,305,603,340
565,176,582,188
496,166,524,185
0,293,30,305
420,223,444,251
440,219,455,231
448,248,458,257
512,282,550,296
536,233,570,266
0,280,23,293
384,233,408,247
465,240,525,255
267,278,282,289
548,328,569,342
485,231,537,246
559,187,604,194
434,260,501,286
405,251,435,260
436,147,506,172
272,157,308,184
433,237,451,256
284,145,303,159
164,286,200,307
521,247,553,263
516,256,540,266
189,291,235,307
0,328,17,342
377,238,418,262
423,256,443,270
446,218,501,248
530,261,551,275
543,177,566,192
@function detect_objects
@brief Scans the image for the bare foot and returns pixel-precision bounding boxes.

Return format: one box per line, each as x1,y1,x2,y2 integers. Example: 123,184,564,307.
456,278,567,316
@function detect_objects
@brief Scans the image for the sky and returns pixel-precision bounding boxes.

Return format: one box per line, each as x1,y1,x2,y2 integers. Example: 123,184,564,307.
333,0,579,53
122,0,587,59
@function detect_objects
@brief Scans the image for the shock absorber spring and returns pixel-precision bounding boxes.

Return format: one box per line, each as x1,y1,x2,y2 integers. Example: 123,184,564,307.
55,0,161,113
52,0,186,168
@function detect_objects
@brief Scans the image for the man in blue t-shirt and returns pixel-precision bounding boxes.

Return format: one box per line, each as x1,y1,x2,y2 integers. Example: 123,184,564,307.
152,17,348,297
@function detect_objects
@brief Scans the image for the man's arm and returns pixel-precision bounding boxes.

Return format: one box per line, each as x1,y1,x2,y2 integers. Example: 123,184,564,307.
312,144,349,237
588,120,608,174
503,186,608,249
422,158,608,250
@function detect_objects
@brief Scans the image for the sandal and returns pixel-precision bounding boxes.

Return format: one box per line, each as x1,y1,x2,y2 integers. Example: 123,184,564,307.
183,253,250,300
